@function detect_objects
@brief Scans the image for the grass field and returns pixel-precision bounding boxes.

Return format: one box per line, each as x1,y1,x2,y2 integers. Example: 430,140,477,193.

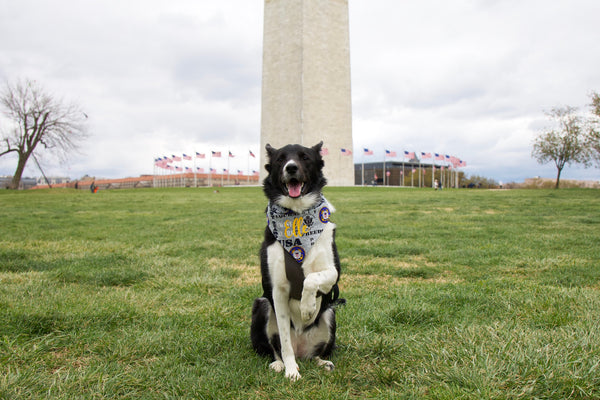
1,187,599,399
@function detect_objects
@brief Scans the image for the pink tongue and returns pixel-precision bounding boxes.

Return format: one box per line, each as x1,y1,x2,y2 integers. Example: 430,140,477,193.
288,183,302,198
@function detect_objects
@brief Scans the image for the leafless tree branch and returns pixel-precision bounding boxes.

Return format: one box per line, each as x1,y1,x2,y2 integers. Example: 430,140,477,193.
1,79,89,189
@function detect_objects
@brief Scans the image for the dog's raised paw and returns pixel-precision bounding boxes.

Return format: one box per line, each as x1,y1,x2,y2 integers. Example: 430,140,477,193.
300,298,317,322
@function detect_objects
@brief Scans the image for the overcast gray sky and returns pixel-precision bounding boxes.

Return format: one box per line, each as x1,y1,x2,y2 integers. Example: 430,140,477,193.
1,0,599,183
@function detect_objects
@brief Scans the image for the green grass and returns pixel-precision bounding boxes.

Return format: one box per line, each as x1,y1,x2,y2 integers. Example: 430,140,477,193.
1,187,599,399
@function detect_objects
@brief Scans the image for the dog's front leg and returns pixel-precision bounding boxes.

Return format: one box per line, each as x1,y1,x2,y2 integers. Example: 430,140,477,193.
272,287,301,381
300,268,338,322
267,244,301,381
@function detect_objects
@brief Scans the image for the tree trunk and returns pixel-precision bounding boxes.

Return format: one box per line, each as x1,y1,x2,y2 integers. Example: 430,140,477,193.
10,153,30,190
555,167,563,189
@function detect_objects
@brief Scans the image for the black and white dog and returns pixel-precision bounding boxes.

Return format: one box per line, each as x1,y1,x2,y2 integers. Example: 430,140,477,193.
251,141,344,381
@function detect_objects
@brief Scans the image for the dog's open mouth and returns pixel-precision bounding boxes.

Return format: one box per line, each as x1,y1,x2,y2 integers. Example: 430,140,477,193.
286,179,304,198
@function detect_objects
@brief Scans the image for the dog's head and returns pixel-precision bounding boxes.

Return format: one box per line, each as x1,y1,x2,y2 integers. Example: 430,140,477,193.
263,141,327,208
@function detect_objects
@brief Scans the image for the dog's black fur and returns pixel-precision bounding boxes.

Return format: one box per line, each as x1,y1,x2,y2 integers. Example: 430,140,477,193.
250,141,343,380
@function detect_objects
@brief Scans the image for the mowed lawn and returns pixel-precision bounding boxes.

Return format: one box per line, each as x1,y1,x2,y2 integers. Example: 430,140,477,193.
1,187,599,399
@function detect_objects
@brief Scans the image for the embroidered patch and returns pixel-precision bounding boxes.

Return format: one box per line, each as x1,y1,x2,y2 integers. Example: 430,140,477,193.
319,207,330,223
290,246,305,262
267,195,333,263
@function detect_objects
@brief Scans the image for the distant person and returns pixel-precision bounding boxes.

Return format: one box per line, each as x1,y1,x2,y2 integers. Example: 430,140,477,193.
434,179,439,190
90,181,97,193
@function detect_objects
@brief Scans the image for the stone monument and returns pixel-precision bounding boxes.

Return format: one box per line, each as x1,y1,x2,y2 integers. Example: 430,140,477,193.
260,0,354,186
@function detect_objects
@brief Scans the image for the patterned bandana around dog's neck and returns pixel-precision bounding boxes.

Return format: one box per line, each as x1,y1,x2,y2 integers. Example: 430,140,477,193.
266,195,333,264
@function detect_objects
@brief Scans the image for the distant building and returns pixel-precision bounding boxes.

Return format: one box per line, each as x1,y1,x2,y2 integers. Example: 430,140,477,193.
0,176,38,189
38,177,71,186
355,161,463,188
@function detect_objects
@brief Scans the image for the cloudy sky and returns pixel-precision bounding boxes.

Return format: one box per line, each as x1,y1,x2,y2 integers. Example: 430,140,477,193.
1,0,599,183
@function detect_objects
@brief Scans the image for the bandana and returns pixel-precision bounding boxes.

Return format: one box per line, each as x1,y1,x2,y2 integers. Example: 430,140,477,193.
266,195,333,264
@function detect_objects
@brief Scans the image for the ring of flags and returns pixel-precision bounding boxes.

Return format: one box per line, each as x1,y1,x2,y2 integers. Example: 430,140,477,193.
362,147,467,168
154,149,260,177
154,147,466,179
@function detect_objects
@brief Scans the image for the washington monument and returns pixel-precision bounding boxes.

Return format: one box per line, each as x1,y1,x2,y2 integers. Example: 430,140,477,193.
260,0,354,186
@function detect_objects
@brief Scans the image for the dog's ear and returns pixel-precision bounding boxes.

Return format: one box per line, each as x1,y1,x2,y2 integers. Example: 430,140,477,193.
265,143,276,158
313,141,325,169
312,141,324,155
264,144,274,172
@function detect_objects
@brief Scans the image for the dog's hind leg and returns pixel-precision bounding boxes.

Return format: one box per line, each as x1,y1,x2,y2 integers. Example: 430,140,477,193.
315,357,335,371
251,298,273,358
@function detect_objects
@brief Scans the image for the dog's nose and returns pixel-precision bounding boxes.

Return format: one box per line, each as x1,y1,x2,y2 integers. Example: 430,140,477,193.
286,163,298,175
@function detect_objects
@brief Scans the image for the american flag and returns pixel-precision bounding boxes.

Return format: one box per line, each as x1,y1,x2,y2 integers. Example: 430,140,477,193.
197,167,204,173
435,153,444,160
229,151,235,158
364,148,373,155
210,168,217,173
341,148,352,155
421,152,432,159
183,154,192,161
154,158,165,168
253,170,259,176
212,151,221,158
249,150,256,158
196,152,206,159
172,155,182,162
238,170,244,175
223,168,228,173
320,148,329,156
404,151,415,159
385,150,397,157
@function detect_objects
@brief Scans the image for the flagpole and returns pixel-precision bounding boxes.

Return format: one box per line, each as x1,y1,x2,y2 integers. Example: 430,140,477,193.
402,161,405,187
418,156,422,188
193,152,197,187
383,149,386,186
361,160,364,186
209,153,212,187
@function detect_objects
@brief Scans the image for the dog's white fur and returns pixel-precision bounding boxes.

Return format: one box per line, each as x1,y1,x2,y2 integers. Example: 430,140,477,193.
265,198,339,381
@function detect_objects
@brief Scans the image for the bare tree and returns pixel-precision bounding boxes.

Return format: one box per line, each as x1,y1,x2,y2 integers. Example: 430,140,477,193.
1,79,88,189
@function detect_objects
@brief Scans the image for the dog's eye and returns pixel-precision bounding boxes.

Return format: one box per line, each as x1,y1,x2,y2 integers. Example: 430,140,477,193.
276,157,285,164
301,153,310,161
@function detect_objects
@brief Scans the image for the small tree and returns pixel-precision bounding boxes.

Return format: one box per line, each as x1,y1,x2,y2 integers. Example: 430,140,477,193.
0,79,88,189
532,106,592,189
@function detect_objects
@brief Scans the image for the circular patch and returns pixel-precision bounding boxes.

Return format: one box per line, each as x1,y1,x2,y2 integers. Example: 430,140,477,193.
319,207,330,223
290,246,305,262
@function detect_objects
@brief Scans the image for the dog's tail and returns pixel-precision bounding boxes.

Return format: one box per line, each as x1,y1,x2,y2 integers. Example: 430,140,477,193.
330,284,347,309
